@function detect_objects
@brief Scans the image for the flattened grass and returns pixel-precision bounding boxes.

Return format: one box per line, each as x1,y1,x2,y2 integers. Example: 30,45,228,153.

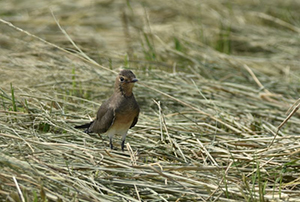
1,0,300,201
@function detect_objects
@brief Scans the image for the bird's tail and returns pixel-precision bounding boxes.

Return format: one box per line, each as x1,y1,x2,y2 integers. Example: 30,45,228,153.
74,121,94,133
74,123,91,129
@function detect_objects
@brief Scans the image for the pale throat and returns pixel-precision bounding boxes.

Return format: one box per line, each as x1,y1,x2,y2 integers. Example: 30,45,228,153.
117,83,134,97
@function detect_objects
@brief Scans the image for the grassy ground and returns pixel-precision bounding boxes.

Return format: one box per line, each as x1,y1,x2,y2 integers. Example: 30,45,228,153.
1,0,300,201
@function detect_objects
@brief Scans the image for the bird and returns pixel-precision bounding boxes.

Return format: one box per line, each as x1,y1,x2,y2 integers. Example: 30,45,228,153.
75,69,140,151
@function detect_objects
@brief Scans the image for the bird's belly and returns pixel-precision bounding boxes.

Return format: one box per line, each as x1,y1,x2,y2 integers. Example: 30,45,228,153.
107,115,132,135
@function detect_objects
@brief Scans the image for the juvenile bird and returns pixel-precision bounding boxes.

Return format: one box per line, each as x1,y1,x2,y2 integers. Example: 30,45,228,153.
75,69,139,151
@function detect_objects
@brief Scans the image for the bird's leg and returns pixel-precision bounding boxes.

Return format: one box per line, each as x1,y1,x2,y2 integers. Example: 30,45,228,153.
121,133,127,151
108,133,114,150
109,137,113,150
121,139,125,151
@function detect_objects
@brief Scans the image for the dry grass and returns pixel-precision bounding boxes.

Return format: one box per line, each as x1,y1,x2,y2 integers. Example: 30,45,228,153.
1,0,300,201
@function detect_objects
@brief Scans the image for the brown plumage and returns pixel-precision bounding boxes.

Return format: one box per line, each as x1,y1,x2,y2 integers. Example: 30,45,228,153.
75,69,139,151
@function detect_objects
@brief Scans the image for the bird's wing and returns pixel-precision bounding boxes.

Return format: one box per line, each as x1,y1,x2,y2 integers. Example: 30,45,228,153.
130,115,138,128
90,100,115,133
130,106,140,128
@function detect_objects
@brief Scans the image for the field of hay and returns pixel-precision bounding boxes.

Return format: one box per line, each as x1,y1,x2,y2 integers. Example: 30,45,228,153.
1,0,300,201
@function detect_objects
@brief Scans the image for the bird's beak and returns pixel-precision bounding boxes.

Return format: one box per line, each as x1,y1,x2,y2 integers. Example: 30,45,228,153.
131,78,138,83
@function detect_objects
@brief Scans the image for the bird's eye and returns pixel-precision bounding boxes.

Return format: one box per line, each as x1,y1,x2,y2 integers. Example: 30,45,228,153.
120,77,125,82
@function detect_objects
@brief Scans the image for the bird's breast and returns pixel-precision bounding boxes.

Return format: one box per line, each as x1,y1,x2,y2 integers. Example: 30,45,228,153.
107,94,139,135
107,114,133,135
114,111,136,125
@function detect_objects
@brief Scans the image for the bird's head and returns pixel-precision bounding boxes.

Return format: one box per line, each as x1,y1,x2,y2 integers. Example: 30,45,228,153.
115,69,138,96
